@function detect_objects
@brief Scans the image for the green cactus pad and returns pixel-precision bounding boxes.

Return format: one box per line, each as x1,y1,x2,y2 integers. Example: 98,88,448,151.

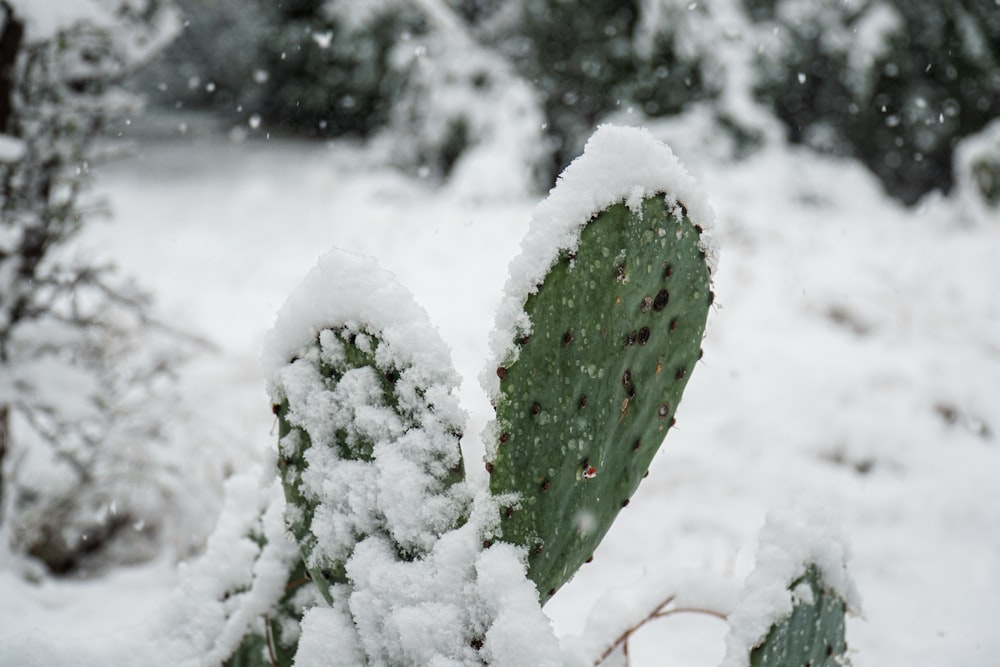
749,566,849,667
489,194,712,601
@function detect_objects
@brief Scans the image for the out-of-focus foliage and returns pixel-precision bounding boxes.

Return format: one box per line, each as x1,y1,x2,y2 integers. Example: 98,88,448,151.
131,0,270,117
490,0,719,180
750,0,1000,204
254,1,424,138
382,7,546,193
141,0,424,137
139,0,998,203
0,0,216,576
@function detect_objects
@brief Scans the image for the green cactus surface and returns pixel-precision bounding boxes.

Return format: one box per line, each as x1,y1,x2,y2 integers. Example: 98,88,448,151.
275,327,465,602
224,635,273,667
749,566,849,667
489,194,712,601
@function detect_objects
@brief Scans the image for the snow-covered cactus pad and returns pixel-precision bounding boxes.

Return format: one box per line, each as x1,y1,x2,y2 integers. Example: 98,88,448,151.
262,250,563,666
484,125,716,601
158,473,317,667
263,250,469,603
721,510,860,667
748,566,848,667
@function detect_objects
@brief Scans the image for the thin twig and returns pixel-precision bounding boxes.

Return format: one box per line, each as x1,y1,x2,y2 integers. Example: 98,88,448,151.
595,596,729,666
653,606,728,621
286,575,310,592
597,596,674,665
264,613,278,666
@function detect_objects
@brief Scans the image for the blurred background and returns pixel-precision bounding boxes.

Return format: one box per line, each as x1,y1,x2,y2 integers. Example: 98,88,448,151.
0,1,998,665
129,0,1000,203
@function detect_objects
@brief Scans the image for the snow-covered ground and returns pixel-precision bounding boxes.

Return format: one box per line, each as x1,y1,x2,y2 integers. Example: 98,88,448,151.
1,113,998,666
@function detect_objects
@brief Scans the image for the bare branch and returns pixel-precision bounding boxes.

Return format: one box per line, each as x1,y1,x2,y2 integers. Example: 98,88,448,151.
595,596,729,666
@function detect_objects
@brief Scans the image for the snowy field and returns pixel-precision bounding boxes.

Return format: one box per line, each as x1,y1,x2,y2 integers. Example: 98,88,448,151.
1,112,998,665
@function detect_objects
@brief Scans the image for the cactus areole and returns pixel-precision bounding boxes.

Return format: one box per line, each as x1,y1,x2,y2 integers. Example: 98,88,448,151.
485,125,716,601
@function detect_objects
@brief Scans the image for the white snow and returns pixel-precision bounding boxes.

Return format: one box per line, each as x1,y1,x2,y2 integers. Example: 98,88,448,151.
0,469,302,667
6,0,180,68
847,3,903,96
293,530,563,667
263,248,459,400
562,570,740,666
265,248,470,564
7,0,116,40
294,601,366,667
1,107,998,666
482,124,717,403
0,134,25,163
338,520,561,666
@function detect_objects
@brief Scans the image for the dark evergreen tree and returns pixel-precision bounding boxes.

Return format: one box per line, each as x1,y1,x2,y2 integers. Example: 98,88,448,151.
252,0,424,138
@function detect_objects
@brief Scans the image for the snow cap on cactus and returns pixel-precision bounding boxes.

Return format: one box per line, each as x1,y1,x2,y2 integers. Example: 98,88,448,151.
262,248,460,401
483,123,717,401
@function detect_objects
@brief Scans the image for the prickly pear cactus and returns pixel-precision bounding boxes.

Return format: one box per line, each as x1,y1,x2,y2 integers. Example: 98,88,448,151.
265,250,469,604
262,250,564,666
748,566,849,667
485,125,715,601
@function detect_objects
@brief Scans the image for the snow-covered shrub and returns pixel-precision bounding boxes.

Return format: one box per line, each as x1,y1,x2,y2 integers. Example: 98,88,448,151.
0,0,217,574
170,126,854,666
750,0,1000,205
381,7,546,195
490,0,724,181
